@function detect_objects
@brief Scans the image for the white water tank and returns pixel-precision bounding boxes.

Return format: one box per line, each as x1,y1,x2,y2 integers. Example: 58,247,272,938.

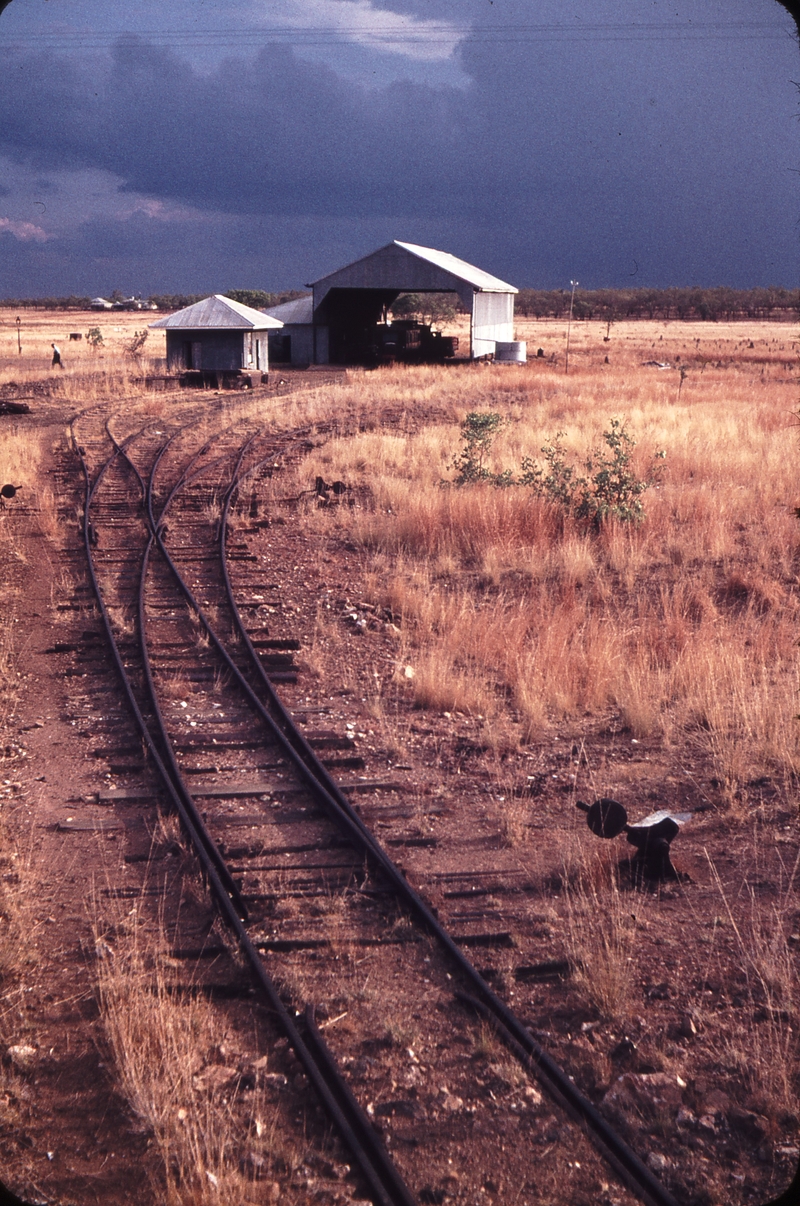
494,341,527,363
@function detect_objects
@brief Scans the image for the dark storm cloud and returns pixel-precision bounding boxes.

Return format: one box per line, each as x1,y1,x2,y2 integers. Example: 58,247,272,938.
0,38,468,220
0,1,797,290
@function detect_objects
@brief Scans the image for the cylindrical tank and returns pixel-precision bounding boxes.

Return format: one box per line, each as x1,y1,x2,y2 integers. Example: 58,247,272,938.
494,341,527,363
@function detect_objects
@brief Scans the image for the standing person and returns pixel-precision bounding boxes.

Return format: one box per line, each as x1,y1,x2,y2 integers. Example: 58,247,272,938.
51,342,63,369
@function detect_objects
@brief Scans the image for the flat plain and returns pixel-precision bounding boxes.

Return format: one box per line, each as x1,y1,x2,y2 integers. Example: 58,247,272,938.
0,310,798,1206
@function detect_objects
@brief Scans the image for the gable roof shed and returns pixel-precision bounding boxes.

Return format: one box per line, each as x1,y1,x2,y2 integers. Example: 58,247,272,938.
307,241,517,361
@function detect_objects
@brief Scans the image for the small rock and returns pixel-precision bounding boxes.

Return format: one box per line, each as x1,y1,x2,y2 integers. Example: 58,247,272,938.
703,1088,730,1112
647,1152,669,1172
602,1072,683,1124
609,1037,637,1063
192,1065,239,1093
698,1114,717,1134
729,1107,767,1143
676,1106,696,1129
6,1045,36,1070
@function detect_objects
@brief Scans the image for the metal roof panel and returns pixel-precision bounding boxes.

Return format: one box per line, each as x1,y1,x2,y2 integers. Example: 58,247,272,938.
150,295,283,330
262,296,314,324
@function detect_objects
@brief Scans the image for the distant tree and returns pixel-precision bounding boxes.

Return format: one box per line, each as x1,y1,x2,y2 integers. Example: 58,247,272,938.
225,289,272,309
391,292,459,328
147,294,207,311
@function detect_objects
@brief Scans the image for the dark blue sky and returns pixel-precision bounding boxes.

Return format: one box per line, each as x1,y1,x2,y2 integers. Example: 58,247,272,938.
0,0,797,295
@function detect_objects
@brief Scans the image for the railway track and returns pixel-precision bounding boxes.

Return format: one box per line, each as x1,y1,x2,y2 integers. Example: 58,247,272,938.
66,403,682,1206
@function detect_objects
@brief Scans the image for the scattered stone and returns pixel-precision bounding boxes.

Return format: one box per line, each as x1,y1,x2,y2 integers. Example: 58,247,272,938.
729,1107,768,1144
703,1088,730,1112
5,1045,37,1070
698,1114,717,1134
192,1064,239,1093
609,1037,637,1063
668,1014,698,1041
647,1152,669,1173
602,1072,684,1126
676,1106,696,1129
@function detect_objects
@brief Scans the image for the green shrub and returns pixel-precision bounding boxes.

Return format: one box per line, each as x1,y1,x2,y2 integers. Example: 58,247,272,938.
448,413,665,526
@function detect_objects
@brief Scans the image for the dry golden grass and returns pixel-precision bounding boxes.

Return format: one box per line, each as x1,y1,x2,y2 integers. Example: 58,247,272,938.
0,308,168,386
94,911,278,1206
562,846,644,1021
705,846,800,1116
290,325,799,792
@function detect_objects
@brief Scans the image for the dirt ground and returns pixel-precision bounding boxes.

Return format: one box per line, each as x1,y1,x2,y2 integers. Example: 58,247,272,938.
0,316,798,1206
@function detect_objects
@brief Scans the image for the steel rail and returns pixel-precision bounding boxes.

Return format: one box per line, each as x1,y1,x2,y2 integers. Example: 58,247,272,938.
214,447,683,1206
82,422,418,1206
140,429,682,1206
85,423,246,914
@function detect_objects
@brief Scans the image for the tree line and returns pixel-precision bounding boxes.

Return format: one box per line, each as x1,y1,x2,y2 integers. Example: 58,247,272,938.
515,285,800,322
0,289,308,312
2,285,797,321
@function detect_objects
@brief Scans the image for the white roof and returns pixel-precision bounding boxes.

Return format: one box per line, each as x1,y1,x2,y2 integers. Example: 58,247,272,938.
150,294,283,330
310,240,517,294
394,242,517,293
263,296,314,324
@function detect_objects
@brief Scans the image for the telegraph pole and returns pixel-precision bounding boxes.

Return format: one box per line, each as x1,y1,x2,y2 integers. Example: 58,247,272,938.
565,280,578,374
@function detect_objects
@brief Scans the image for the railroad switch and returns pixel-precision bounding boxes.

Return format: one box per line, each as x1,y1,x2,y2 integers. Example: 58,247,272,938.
576,798,691,880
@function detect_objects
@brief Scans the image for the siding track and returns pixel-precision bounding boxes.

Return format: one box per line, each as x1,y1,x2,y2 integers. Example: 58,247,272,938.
72,406,681,1206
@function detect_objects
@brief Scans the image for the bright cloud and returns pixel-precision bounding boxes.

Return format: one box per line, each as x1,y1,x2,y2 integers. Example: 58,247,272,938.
0,216,48,242
268,0,464,61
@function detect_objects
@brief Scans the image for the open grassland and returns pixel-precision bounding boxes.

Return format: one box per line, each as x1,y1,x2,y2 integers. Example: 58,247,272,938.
0,307,167,393
286,322,799,802
0,314,798,1204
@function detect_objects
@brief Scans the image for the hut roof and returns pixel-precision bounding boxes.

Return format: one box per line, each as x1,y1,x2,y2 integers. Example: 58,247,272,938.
150,295,283,330
262,296,314,325
309,241,517,295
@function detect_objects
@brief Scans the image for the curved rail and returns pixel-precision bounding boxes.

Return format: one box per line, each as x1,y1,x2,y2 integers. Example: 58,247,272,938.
135,430,681,1206
79,422,418,1206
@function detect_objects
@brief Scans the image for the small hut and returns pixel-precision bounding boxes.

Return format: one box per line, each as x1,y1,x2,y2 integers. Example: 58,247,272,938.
150,295,283,378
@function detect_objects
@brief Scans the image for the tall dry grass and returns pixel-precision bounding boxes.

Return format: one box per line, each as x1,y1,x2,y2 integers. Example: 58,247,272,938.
704,846,800,1116
291,342,799,790
562,847,644,1021
94,913,278,1205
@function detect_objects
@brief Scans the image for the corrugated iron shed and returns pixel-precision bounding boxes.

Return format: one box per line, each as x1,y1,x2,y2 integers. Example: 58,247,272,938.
262,296,314,325
307,241,518,361
150,294,283,330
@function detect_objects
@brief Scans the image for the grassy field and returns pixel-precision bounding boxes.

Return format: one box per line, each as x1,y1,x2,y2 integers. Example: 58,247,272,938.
1,311,798,1204
285,319,800,800
0,307,168,385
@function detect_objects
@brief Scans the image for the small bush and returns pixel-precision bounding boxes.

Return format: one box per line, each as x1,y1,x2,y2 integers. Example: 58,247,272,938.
449,412,665,526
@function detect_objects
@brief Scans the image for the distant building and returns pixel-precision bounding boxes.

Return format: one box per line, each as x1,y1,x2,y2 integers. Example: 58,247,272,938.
150,294,283,375
273,241,517,365
90,297,113,310
262,295,314,367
